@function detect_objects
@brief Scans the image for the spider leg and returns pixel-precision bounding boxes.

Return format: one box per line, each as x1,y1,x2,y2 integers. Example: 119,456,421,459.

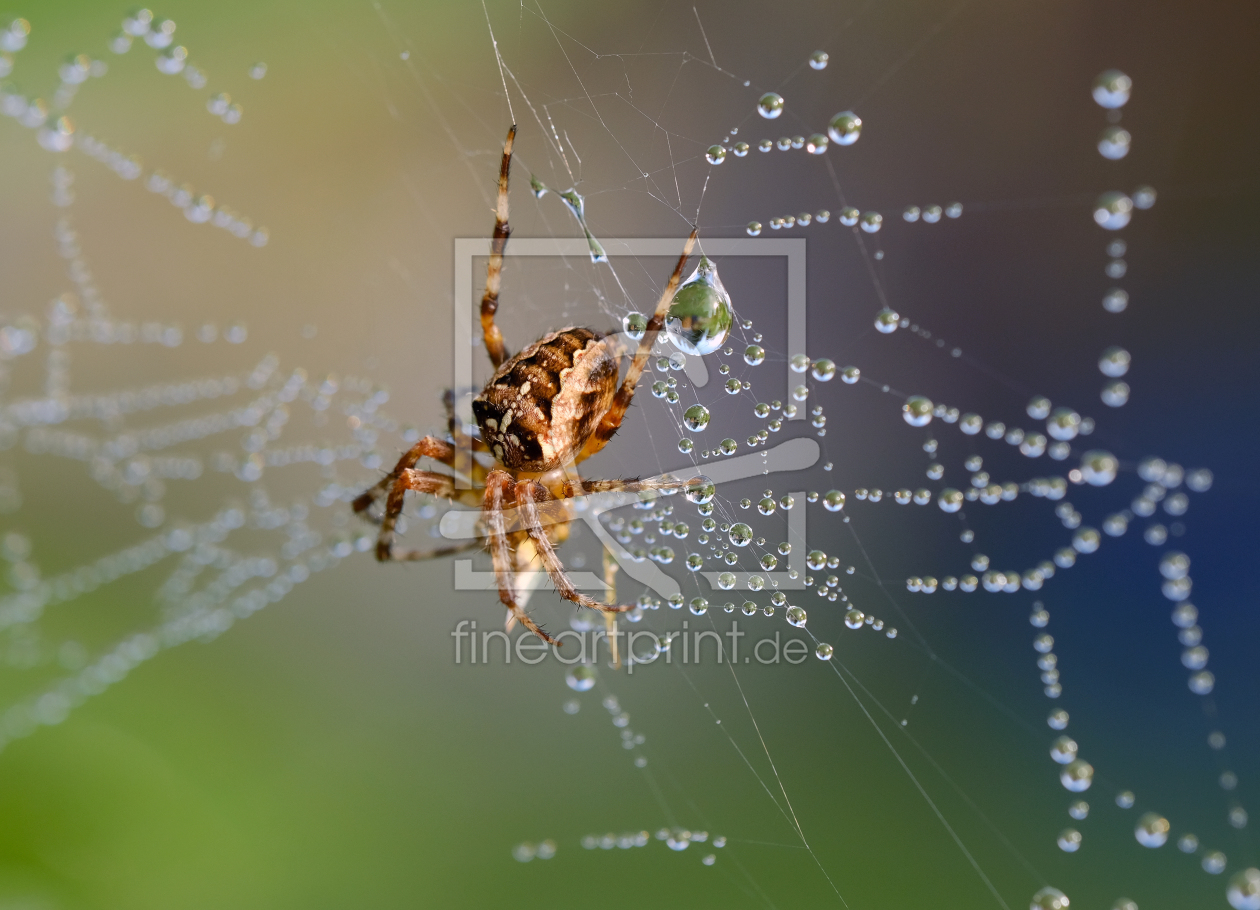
515,480,634,616
578,229,697,462
352,435,456,521
374,469,456,562
378,540,484,563
560,476,686,499
480,125,516,370
442,389,490,454
601,548,622,669
486,469,558,645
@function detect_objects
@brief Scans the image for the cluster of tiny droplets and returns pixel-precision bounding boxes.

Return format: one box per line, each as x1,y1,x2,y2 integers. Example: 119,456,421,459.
574,57,1255,909
0,15,424,759
0,11,268,244
578,828,726,868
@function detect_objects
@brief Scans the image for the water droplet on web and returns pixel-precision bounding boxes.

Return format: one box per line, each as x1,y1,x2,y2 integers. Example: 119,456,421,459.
1227,868,1260,909
684,476,715,504
809,50,829,69
728,523,752,547
666,257,733,356
1135,812,1170,848
746,221,762,236
860,211,882,233
1093,69,1132,108
828,111,862,145
733,141,749,156
1098,126,1131,160
901,396,933,426
786,605,807,627
558,189,608,262
1057,828,1082,852
744,345,765,365
806,133,828,154
683,405,710,432
756,92,784,119
1060,759,1094,792
622,311,647,340
566,665,596,691
1031,887,1070,910
705,145,726,165
1094,192,1133,230
1103,288,1129,313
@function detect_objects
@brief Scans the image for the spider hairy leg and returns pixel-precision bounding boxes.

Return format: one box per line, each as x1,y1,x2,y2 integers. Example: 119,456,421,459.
579,228,697,461
480,125,516,370
515,480,635,617
375,469,457,561
352,435,456,519
486,469,558,644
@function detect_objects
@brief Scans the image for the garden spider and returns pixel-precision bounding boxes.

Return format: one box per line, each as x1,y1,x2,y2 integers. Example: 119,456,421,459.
354,125,697,652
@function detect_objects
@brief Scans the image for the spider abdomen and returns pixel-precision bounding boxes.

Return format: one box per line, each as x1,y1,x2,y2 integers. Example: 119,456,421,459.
472,327,618,472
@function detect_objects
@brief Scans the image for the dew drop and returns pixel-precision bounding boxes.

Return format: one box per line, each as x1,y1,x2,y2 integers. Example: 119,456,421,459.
1098,126,1131,160
1094,192,1134,230
874,308,899,333
809,50,829,69
622,311,647,340
666,257,734,356
828,110,862,145
683,404,711,432
1093,69,1132,109
756,92,784,119
565,665,596,692
902,396,934,427
706,145,727,165
728,523,753,547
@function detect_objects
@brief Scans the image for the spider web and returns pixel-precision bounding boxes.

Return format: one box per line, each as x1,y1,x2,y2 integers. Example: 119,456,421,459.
0,2,1256,909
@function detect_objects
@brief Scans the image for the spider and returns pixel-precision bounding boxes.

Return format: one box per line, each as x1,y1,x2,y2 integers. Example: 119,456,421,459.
353,125,697,653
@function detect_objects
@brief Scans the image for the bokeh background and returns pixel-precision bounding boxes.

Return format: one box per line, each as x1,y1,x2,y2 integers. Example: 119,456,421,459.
0,0,1257,907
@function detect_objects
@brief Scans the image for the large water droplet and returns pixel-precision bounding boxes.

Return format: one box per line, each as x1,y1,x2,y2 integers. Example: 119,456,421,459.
1135,812,1170,848
666,257,733,356
1031,887,1070,910
1080,451,1118,486
757,92,784,119
1227,868,1260,910
683,404,710,432
903,396,933,426
706,144,727,165
874,308,899,333
786,606,807,627
728,523,753,547
622,311,647,340
1094,192,1133,230
565,665,596,691
1060,759,1094,792
684,475,715,504
1098,126,1131,160
1093,69,1132,109
828,110,862,145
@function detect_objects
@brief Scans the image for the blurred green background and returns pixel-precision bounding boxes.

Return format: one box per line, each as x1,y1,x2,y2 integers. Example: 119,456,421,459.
0,1,1257,908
